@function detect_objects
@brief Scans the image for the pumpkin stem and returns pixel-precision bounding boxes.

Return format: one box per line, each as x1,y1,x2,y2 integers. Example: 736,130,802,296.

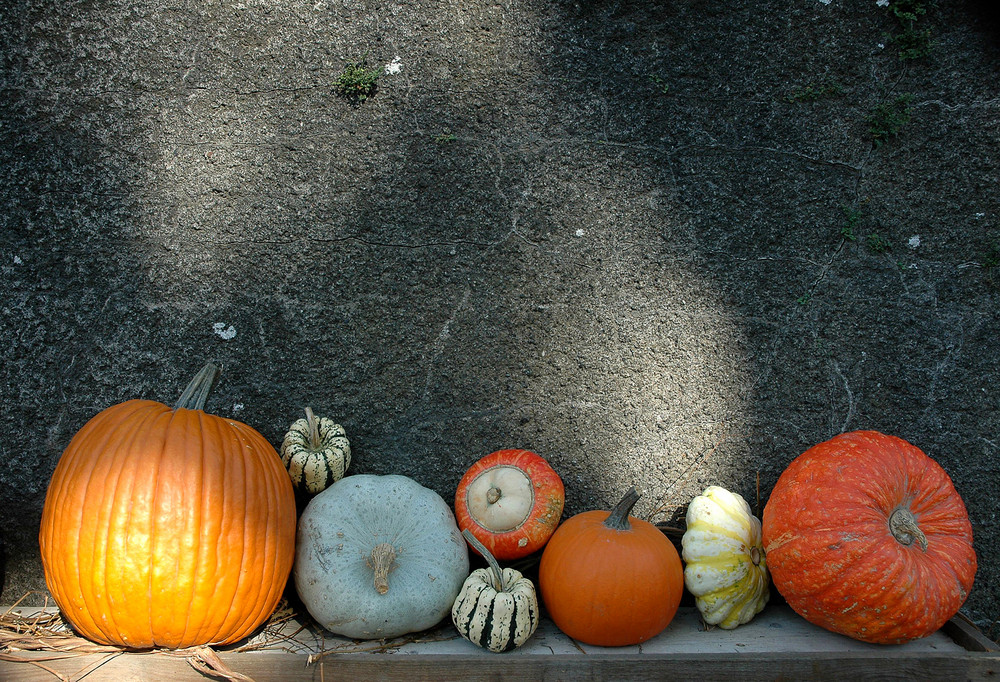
174,363,221,411
304,407,321,449
604,487,641,531
889,507,928,552
368,542,397,594
462,529,505,592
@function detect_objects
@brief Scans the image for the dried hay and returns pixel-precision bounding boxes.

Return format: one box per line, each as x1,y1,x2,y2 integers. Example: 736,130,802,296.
2,593,471,680
0,592,257,681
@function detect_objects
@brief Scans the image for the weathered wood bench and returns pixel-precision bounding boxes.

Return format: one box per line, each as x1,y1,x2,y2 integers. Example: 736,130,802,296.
2,604,997,680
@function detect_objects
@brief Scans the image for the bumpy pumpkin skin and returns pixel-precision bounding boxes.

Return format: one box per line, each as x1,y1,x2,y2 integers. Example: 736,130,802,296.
762,430,976,644
538,490,684,647
38,398,297,649
454,449,564,560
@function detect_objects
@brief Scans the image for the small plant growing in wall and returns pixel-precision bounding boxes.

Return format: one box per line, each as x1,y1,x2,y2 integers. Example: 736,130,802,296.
648,74,670,95
334,54,380,102
867,233,891,253
841,205,862,241
884,0,936,60
867,94,913,147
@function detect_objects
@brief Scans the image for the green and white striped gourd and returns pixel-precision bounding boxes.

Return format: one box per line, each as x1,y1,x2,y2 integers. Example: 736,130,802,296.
452,529,539,652
280,407,350,494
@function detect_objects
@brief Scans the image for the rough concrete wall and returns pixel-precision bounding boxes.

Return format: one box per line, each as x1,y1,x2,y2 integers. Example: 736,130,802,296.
1,0,997,636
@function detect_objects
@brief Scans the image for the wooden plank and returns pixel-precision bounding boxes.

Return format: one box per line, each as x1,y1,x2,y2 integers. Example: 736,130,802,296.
2,606,998,681
2,649,999,681
941,615,1000,653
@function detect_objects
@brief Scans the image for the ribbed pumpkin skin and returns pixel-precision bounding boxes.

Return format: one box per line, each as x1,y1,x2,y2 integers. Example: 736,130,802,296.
538,506,684,647
762,430,976,644
38,399,297,649
451,565,539,652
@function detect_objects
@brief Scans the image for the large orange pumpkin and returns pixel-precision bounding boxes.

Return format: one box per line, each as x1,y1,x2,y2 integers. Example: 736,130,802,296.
538,488,684,646
38,364,296,649
762,430,976,644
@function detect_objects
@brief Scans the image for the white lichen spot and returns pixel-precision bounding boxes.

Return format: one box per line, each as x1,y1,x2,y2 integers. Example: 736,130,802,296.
975,212,985,219
877,43,885,49
233,403,245,413
817,0,831,5
907,235,921,249
13,255,22,265
876,0,889,6
213,322,237,340
385,56,402,75
575,228,585,237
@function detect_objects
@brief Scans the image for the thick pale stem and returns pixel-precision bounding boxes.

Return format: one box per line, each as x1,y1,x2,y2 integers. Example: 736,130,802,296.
604,487,641,531
174,363,221,411
462,529,505,592
486,487,502,505
889,507,928,552
304,406,321,449
368,543,397,594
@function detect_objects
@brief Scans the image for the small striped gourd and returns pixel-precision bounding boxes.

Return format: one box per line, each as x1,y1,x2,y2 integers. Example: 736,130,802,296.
452,529,539,652
280,407,350,494
681,485,769,629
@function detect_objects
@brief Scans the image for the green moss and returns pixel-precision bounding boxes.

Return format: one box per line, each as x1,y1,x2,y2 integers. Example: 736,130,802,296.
334,55,380,102
841,205,862,241
885,0,936,60
867,94,913,147
867,233,891,253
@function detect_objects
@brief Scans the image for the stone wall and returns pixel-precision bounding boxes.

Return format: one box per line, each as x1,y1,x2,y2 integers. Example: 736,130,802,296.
2,0,997,636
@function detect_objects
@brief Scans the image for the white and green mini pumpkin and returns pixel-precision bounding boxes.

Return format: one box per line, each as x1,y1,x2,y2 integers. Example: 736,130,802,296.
280,407,350,494
681,485,770,629
452,530,539,652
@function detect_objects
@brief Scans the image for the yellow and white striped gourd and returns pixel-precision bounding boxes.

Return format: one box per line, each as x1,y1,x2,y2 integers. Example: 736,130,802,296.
280,407,350,494
681,485,769,629
452,530,539,652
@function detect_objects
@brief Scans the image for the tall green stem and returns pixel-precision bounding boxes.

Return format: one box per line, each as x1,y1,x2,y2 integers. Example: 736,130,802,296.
462,529,505,592
174,363,221,411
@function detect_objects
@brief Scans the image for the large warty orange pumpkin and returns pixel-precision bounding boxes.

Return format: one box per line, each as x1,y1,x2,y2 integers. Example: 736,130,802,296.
762,430,976,644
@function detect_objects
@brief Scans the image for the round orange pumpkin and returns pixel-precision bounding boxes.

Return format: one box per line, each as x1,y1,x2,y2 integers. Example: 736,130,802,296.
762,430,976,644
538,488,684,646
454,449,564,560
38,364,296,649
